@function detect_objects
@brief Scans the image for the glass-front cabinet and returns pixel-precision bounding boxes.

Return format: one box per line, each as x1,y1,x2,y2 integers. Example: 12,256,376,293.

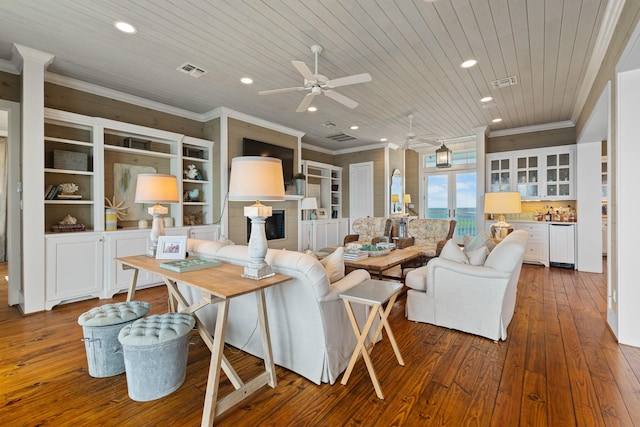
486,145,575,201
516,154,539,198
488,158,511,192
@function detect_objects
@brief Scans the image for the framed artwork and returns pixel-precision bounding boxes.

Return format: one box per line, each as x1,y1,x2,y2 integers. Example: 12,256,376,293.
113,163,157,221
155,235,188,260
317,208,328,219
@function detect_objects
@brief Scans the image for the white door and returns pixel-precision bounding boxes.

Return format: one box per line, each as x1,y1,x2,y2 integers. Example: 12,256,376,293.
423,170,477,242
349,162,373,230
1,101,21,306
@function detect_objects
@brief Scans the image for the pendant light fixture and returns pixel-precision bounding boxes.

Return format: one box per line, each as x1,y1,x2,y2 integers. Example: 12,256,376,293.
435,143,452,168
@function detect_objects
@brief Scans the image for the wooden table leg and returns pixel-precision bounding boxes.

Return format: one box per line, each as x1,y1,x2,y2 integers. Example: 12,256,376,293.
256,289,277,388
341,299,385,399
125,267,138,302
201,299,229,427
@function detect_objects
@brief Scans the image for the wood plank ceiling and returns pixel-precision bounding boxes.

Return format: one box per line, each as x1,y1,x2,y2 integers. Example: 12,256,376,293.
0,0,608,150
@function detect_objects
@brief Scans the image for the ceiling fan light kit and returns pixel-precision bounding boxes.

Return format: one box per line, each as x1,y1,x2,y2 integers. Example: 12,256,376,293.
259,44,372,112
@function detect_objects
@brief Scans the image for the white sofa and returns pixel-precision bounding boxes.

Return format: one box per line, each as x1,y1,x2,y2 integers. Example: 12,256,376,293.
179,239,372,385
404,230,528,341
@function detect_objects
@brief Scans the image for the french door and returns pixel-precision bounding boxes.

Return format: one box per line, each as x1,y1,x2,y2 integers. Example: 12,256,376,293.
423,170,477,241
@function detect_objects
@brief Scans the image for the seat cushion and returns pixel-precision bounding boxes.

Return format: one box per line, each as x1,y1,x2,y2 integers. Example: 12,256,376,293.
405,266,428,291
78,301,151,327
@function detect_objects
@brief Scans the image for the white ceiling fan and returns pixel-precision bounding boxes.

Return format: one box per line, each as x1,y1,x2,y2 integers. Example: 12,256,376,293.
259,44,372,112
396,114,439,151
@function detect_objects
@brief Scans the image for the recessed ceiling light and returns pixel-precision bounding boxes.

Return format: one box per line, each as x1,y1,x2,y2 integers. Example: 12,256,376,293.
480,96,493,103
461,59,478,68
114,21,136,34
492,118,503,123
307,106,317,112
240,77,253,84
380,138,388,142
350,125,359,130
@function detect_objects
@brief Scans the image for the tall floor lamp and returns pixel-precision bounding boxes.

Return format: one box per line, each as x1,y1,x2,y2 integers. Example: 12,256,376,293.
229,156,285,279
134,173,179,256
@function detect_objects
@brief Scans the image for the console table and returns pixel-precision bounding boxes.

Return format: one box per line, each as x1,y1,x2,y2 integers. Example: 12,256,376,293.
116,255,291,427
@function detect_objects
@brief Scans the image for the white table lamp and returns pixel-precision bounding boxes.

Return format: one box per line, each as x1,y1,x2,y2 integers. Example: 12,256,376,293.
229,156,285,279
135,173,179,256
484,191,521,242
301,197,318,220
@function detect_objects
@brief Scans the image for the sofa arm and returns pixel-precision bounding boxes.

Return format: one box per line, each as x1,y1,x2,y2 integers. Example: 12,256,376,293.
343,234,359,246
435,239,448,256
319,269,371,302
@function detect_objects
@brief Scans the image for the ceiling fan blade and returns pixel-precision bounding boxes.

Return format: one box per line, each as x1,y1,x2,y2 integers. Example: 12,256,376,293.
292,60,315,81
325,73,372,88
296,92,317,112
259,86,306,95
324,90,359,109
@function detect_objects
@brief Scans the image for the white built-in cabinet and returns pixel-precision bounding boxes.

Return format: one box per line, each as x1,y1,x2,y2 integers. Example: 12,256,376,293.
301,219,349,251
45,232,104,310
487,145,576,201
301,160,342,219
43,108,219,309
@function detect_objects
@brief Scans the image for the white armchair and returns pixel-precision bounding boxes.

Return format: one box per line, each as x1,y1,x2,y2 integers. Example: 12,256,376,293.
404,230,528,341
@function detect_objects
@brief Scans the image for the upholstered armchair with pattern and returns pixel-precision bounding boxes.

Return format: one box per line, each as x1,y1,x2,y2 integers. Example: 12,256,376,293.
343,217,392,246
405,218,457,262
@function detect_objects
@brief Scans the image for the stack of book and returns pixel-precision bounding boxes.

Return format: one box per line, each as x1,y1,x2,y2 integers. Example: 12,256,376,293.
343,250,368,261
51,224,86,232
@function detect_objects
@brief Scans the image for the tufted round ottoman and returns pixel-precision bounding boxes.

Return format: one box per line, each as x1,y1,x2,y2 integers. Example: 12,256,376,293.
118,312,195,401
78,301,151,378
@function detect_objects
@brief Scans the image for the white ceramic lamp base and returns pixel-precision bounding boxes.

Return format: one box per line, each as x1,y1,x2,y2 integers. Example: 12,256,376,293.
243,203,275,280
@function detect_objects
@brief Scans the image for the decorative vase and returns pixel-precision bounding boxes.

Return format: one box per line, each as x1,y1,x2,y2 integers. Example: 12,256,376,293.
295,179,305,195
105,209,117,231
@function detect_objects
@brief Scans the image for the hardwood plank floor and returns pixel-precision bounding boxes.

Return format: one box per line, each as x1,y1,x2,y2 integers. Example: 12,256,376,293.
1,261,639,426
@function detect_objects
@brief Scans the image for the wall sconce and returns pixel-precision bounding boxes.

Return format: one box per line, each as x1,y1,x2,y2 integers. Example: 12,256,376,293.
229,156,285,279
436,143,452,168
134,174,179,256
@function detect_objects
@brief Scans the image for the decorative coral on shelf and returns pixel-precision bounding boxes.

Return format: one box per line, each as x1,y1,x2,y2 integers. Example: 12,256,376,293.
104,195,129,221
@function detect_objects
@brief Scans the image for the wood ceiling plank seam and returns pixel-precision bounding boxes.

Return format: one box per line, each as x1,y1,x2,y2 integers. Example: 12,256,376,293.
558,0,606,119
454,0,517,128
541,0,563,124
509,0,536,126
485,0,527,127
550,0,583,121
407,2,495,132
527,0,547,125
411,0,496,130
143,1,300,85
372,1,483,133
294,1,452,133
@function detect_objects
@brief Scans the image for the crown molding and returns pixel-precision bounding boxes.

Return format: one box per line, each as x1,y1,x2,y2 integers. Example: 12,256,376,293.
221,108,305,138
488,120,575,138
572,0,625,122
333,142,388,155
300,143,334,155
0,58,18,74
45,72,205,121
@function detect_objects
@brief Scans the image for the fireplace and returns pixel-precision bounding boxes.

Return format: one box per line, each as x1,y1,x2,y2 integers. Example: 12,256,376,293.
247,209,285,242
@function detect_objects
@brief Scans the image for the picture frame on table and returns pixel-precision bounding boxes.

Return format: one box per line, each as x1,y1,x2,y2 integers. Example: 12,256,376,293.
156,235,188,260
317,208,328,219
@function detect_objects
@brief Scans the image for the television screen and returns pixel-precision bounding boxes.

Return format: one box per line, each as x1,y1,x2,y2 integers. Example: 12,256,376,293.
242,138,294,184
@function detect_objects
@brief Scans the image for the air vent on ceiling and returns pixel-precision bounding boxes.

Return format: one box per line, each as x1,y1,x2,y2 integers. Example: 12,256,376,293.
177,62,208,78
491,76,518,89
326,133,356,142
321,121,336,127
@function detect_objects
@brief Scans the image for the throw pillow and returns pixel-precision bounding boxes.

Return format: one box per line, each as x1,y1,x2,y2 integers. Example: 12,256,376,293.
463,232,496,253
465,245,488,266
440,239,468,264
320,246,345,283
440,239,487,265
